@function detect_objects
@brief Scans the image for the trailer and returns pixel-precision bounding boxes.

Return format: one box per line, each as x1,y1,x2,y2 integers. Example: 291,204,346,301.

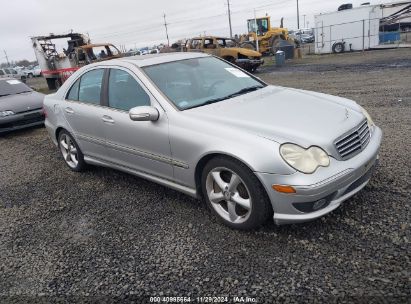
314,1,411,54
314,5,381,54
31,33,122,90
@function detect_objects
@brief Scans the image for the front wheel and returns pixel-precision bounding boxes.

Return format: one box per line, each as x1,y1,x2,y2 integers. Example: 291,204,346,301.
201,157,272,230
58,130,86,172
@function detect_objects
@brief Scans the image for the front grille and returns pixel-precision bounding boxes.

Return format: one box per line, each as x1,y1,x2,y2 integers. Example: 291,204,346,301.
0,112,44,130
335,120,370,160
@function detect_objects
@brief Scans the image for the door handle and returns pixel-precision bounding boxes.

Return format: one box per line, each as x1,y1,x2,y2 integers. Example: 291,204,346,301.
64,107,74,114
102,115,115,124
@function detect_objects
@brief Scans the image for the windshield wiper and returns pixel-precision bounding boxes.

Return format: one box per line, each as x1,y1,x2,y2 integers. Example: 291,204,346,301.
0,94,11,97
15,91,32,95
191,85,264,109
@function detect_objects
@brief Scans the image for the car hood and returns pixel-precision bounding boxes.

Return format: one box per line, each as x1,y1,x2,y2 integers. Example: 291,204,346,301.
187,86,365,156
0,91,45,113
228,47,262,57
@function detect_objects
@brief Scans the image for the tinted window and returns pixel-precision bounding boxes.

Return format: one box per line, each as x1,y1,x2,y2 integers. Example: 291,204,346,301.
4,69,10,74
78,69,104,104
108,69,150,111
0,70,4,76
12,70,17,74
66,78,80,101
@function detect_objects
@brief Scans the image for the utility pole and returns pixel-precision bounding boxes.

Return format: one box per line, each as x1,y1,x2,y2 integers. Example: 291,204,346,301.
303,14,306,29
163,13,170,46
254,9,259,52
296,0,300,29
3,50,10,67
227,0,233,38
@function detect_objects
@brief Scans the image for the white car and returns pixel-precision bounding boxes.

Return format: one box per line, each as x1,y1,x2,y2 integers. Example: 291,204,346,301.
0,68,27,82
22,66,42,78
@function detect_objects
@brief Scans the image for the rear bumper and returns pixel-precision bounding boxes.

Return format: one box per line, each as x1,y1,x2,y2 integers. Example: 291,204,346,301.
0,109,44,134
255,126,382,225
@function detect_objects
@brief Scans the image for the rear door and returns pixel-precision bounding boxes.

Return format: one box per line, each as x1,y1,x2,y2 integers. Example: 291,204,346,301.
63,68,110,160
101,67,173,180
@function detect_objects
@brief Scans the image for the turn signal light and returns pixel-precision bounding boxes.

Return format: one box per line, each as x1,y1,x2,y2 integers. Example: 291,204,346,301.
42,106,47,118
272,184,296,194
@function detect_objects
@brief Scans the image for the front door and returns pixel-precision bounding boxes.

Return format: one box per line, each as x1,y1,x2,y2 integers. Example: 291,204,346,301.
101,67,173,181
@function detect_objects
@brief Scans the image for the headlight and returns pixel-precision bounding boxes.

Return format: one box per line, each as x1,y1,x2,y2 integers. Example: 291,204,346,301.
280,143,330,174
360,107,375,128
0,110,15,117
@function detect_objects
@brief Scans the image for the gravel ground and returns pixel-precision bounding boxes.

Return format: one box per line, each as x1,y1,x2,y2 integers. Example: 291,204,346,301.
1,49,410,303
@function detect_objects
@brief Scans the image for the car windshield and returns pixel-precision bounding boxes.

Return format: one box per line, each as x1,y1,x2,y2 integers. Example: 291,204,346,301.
143,57,265,110
0,79,32,97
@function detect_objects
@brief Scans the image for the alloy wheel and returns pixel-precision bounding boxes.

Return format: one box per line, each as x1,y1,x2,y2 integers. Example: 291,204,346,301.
205,167,252,224
60,134,79,169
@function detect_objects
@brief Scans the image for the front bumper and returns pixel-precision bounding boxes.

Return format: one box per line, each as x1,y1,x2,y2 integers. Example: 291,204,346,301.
235,58,264,70
256,126,382,225
0,109,44,134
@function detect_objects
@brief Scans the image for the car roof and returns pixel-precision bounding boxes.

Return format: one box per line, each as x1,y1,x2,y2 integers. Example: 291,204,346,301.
118,52,210,67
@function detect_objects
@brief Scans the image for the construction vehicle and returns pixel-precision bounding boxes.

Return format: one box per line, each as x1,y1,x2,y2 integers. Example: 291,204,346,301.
240,16,296,55
31,33,122,90
185,36,264,72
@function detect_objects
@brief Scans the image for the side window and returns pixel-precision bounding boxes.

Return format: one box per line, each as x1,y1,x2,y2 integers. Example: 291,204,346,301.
4,69,10,74
0,70,4,76
66,77,80,101
189,40,199,49
78,69,104,104
12,70,17,74
108,69,150,111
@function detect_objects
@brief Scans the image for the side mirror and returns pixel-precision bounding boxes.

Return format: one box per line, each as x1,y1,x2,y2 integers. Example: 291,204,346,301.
129,106,159,122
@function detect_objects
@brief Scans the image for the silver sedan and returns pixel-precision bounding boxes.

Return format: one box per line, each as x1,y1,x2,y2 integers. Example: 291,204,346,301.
0,78,45,133
43,53,382,230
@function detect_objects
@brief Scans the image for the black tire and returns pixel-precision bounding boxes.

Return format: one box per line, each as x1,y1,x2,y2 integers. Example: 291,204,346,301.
28,73,34,78
46,78,57,90
55,78,62,90
223,56,236,64
332,42,345,53
240,41,256,51
201,156,272,230
269,35,284,54
58,130,86,172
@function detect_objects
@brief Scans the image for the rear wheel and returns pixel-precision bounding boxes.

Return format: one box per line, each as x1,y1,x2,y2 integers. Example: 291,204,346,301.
201,156,272,230
58,130,86,172
46,78,57,90
240,41,256,51
332,42,345,53
269,35,284,54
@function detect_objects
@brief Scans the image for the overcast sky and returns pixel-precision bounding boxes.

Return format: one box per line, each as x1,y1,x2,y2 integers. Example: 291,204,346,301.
0,0,399,62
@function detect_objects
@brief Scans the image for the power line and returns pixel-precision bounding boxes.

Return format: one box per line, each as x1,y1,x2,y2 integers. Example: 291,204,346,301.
89,0,323,47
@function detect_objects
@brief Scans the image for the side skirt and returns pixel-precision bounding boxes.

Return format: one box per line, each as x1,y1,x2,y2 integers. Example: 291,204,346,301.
84,155,198,198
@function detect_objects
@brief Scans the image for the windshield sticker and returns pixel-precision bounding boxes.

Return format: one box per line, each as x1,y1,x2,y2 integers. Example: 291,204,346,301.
225,68,250,78
6,80,21,85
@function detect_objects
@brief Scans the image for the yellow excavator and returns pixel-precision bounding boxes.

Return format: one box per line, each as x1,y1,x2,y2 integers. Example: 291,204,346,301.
240,16,296,55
